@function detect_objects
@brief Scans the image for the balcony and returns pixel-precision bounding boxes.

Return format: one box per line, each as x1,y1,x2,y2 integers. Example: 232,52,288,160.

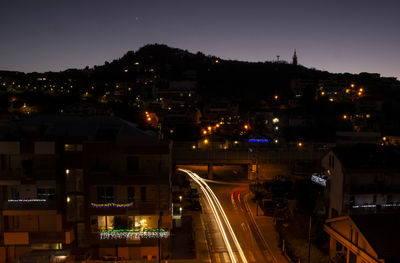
2,199,58,212
0,168,23,179
3,229,74,245
88,201,137,215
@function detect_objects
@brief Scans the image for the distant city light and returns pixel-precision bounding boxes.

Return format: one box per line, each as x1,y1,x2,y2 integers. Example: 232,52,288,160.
272,118,279,123
298,142,303,147
204,139,209,144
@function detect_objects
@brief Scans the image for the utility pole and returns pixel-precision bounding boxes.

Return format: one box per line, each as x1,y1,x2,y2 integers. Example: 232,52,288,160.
308,215,312,263
158,211,163,263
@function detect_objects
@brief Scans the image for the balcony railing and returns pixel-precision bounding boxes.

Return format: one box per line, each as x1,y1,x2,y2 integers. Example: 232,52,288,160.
3,228,74,245
3,199,58,210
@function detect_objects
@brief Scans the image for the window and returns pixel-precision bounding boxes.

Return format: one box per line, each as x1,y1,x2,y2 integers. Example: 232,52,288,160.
331,208,339,218
128,187,135,202
64,144,83,152
349,196,355,206
37,188,56,200
21,159,33,178
350,228,353,242
140,187,146,201
97,187,114,202
1,155,7,171
10,186,19,199
355,231,358,245
336,241,343,251
127,156,139,172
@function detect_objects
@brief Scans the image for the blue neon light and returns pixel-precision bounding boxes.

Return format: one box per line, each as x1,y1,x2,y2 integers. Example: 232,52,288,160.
248,138,269,143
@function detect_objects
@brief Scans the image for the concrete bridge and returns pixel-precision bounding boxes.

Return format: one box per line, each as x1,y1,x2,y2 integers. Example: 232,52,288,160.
172,143,326,180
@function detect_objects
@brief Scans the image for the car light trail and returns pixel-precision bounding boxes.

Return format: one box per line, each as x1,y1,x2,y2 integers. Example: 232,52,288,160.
179,168,248,263
179,169,236,262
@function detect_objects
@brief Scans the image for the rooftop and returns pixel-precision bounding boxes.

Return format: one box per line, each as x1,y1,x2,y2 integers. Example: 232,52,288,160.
351,214,400,263
0,115,156,140
332,144,400,171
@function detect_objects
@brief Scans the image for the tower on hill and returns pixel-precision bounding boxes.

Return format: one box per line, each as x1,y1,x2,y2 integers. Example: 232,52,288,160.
292,49,298,65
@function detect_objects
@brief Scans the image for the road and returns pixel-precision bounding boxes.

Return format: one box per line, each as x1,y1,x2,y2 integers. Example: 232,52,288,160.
179,167,278,263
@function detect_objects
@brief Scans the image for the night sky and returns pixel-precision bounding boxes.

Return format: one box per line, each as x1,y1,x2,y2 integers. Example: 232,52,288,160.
1,0,399,78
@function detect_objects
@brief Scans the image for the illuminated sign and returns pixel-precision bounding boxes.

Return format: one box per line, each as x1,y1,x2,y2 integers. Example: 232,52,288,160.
311,173,328,187
248,138,269,143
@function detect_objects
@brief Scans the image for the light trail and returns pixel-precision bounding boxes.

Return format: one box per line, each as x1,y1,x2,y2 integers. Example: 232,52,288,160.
179,168,248,263
179,169,237,262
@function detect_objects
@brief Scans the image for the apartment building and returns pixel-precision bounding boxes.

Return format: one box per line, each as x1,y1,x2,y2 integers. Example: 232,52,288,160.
0,115,172,262
321,144,400,218
324,214,400,263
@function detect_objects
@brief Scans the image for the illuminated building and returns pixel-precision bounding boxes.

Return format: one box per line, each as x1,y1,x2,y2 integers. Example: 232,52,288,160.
0,116,172,261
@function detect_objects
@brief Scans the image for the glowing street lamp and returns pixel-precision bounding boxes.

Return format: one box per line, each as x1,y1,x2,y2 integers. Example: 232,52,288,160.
298,142,303,147
204,139,209,144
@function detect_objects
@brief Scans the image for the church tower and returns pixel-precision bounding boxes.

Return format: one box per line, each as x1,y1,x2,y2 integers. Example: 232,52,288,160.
292,49,298,65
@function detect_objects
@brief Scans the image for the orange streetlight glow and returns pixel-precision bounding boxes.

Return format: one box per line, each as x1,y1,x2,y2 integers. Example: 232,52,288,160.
244,125,249,130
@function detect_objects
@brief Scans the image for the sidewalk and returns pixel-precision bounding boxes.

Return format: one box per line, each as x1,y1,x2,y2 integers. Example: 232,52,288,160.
243,191,290,263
